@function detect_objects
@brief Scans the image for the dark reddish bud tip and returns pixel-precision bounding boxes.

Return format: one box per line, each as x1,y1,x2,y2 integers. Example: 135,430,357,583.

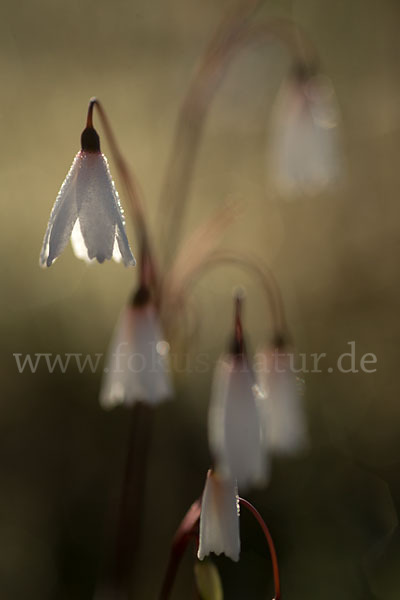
81,98,100,152
230,291,246,356
292,60,318,83
272,332,286,351
81,126,101,152
131,285,151,307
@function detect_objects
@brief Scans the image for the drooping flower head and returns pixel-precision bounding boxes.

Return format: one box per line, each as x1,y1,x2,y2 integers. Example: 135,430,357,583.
269,63,340,195
100,283,173,409
208,293,269,490
255,334,308,455
40,98,135,267
198,470,240,562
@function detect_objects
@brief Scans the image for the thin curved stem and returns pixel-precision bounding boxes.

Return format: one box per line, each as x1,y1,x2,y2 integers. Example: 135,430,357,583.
233,290,245,354
237,18,318,67
89,98,160,295
158,500,201,600
168,249,288,340
239,497,281,600
157,7,318,269
113,404,154,596
90,98,148,247
86,98,95,128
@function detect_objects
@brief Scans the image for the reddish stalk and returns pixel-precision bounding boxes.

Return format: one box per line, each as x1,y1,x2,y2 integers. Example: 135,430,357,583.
157,4,318,269
86,98,160,299
239,497,281,600
232,291,245,355
236,18,317,67
89,99,149,249
113,404,154,597
86,98,95,128
157,1,262,267
158,500,201,600
171,249,288,341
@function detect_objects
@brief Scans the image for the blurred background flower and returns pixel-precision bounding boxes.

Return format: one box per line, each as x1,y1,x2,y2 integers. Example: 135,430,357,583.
100,292,172,408
208,295,269,489
268,66,341,196
208,354,268,489
255,342,308,455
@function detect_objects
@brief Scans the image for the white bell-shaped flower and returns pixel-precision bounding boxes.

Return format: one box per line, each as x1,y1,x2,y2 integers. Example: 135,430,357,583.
255,345,308,454
208,354,268,490
269,66,340,195
40,108,135,267
100,292,173,408
197,470,240,562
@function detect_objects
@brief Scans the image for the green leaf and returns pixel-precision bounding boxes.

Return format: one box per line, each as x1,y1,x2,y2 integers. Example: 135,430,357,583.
194,559,224,600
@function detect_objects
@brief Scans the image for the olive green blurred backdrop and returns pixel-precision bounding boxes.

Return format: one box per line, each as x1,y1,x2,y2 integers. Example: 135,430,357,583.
2,0,400,598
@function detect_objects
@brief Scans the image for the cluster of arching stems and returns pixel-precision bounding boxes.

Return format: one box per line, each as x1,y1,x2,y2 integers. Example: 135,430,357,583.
158,497,281,600
86,2,316,596
156,1,318,271
89,98,284,596
172,249,289,342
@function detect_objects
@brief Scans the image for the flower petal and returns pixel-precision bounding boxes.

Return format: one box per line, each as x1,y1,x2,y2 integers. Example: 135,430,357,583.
39,154,81,267
71,220,93,263
209,356,268,489
115,214,136,266
100,304,172,408
270,74,340,195
255,348,308,454
198,470,240,562
76,152,135,266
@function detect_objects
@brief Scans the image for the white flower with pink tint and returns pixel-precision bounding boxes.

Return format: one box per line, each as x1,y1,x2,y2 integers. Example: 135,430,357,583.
40,103,135,267
100,290,172,408
270,65,340,195
197,470,240,562
208,355,268,490
208,294,268,490
255,343,308,455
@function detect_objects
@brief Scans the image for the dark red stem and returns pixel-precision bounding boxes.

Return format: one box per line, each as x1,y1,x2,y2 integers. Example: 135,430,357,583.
158,500,201,600
113,404,154,596
239,497,281,600
90,100,151,253
88,98,160,297
232,291,245,356
86,98,96,128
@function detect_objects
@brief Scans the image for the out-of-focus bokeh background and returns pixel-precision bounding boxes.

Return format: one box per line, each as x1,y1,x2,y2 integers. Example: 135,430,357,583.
2,0,400,598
